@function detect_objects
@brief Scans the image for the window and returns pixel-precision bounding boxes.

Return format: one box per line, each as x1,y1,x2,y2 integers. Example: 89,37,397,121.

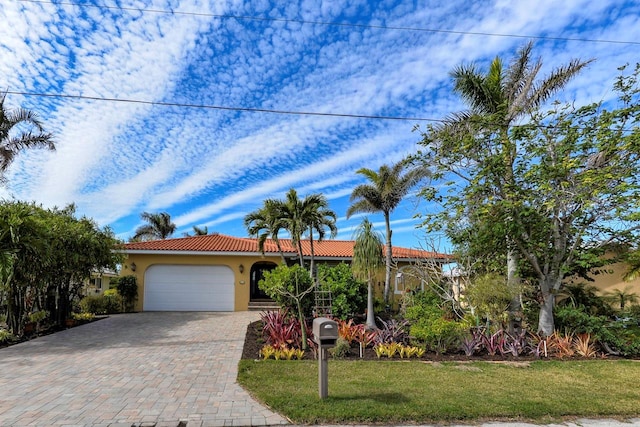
93,277,102,289
394,267,426,295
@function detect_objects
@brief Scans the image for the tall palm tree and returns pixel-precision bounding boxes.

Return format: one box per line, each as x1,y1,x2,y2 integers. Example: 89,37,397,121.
351,218,384,330
347,160,428,304
244,199,287,263
304,194,337,279
279,189,337,273
445,41,591,330
132,212,176,241
0,91,55,178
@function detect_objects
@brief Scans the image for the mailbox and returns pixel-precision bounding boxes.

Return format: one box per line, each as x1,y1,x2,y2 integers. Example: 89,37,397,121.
312,317,338,348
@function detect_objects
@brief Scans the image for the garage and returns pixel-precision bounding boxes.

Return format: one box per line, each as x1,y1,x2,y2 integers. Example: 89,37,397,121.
144,265,235,311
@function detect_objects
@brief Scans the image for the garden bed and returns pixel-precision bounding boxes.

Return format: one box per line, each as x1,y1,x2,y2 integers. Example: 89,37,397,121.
242,320,537,361
242,320,639,362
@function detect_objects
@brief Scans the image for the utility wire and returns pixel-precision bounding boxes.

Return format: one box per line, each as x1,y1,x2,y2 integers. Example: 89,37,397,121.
8,90,635,133
17,0,640,46
6,90,442,122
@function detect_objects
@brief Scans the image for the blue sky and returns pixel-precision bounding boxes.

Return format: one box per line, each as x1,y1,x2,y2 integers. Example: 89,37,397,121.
1,0,639,251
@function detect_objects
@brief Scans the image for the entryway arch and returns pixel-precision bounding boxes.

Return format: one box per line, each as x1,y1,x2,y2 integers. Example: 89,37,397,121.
250,261,278,300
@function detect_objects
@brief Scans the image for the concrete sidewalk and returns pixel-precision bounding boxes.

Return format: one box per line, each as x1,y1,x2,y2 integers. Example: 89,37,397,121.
0,312,288,427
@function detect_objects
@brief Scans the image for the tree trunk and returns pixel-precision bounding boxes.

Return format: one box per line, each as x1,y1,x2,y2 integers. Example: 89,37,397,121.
537,276,560,336
537,292,555,336
297,299,308,350
309,231,315,280
365,278,376,330
507,248,521,332
384,213,392,305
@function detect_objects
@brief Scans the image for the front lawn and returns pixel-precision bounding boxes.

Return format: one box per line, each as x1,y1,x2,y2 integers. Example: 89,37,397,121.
238,359,640,424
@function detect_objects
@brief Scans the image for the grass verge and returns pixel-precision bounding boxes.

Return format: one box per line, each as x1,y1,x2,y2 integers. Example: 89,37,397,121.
238,359,640,424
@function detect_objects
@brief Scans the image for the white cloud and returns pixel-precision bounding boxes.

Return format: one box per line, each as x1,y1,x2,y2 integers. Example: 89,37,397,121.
0,0,637,251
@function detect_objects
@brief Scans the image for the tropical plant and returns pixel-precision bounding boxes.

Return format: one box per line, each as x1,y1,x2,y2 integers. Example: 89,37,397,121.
183,225,210,237
604,286,639,310
373,317,409,345
347,160,428,304
350,218,384,329
405,290,468,353
417,51,640,337
464,273,518,328
116,275,138,312
259,265,314,349
573,333,598,358
317,263,366,320
244,199,287,263
277,188,337,274
0,201,121,334
0,328,16,345
261,309,303,349
131,212,176,241
0,91,55,180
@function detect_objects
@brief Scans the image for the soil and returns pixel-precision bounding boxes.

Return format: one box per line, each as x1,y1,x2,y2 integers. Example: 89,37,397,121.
241,320,545,362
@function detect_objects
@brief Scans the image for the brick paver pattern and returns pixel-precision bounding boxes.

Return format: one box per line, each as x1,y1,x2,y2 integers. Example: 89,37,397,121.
0,312,289,427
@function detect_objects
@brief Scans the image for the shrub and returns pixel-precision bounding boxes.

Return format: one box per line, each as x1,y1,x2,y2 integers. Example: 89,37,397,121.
404,290,469,353
0,329,16,345
329,337,351,358
317,263,366,320
553,305,640,357
71,312,95,322
28,310,49,324
259,264,315,318
116,275,138,312
79,294,123,314
464,273,517,328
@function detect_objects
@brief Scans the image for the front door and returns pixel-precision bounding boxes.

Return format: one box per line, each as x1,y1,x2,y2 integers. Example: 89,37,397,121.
250,262,277,300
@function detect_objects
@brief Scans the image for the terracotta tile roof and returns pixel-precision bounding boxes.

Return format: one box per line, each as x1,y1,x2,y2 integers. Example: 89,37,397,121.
121,233,449,260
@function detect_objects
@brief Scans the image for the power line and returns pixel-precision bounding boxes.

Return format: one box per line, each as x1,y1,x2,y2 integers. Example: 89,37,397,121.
8,90,635,134
17,0,640,46
7,90,442,122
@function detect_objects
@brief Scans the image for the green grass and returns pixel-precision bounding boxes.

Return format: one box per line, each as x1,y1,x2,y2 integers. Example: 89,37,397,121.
238,359,640,424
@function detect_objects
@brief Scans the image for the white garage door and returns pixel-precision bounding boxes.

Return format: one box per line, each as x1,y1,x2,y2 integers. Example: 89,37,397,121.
144,265,235,311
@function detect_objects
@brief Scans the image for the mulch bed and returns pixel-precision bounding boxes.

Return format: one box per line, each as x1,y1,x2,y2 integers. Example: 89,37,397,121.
241,320,544,362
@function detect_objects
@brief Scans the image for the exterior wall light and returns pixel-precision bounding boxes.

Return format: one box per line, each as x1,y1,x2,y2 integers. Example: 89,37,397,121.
130,262,137,272
239,264,244,274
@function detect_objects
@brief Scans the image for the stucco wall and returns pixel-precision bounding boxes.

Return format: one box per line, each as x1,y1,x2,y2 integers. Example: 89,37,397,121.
583,261,640,305
123,253,282,311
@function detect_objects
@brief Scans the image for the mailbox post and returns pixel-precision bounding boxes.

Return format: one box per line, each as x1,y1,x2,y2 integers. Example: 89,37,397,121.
312,317,338,399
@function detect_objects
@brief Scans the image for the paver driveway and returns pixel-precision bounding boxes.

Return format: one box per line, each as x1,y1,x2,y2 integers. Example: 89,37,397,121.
0,312,289,427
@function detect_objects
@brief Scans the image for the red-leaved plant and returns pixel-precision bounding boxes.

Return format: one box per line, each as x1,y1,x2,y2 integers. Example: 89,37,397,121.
261,309,303,349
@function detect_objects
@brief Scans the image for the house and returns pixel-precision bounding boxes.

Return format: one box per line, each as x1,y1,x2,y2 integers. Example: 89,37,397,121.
84,269,119,296
120,233,449,312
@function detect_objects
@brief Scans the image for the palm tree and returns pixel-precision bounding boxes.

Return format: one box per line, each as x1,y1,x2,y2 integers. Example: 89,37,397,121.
304,195,337,279
132,212,176,241
351,218,384,330
0,91,55,178
445,41,591,332
278,189,337,274
183,225,209,237
347,160,428,304
605,286,639,310
244,199,287,263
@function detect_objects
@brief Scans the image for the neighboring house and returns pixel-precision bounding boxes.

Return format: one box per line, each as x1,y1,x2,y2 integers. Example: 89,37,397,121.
120,233,449,312
84,269,119,296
